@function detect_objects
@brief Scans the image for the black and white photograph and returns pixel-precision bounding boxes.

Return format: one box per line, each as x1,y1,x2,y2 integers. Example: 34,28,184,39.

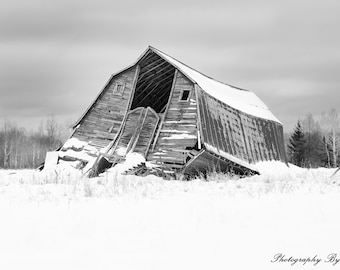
1,0,340,269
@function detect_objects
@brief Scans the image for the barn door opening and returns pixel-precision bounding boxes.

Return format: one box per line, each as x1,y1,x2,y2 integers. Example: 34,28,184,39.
113,107,160,157
131,51,175,113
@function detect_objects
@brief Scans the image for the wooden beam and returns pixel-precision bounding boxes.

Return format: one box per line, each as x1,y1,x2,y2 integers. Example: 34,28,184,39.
199,91,218,151
238,114,253,163
137,60,168,84
151,81,174,110
138,71,174,101
133,83,160,107
154,81,173,100
137,79,155,96
127,108,147,153
194,85,204,146
133,81,158,104
154,64,174,77
133,71,174,105
135,74,155,90
144,107,160,157
153,70,175,85
107,65,140,155
151,70,178,151
138,50,154,64
137,63,173,87
138,59,168,80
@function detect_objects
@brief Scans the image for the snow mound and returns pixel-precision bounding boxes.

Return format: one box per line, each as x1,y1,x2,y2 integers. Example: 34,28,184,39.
58,149,96,162
2,167,340,270
115,146,128,156
107,152,146,175
42,138,102,173
256,161,292,175
62,137,98,154
255,160,338,177
62,137,88,150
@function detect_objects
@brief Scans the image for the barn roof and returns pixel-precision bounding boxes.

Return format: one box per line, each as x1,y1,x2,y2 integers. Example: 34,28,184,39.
148,46,280,123
73,46,281,128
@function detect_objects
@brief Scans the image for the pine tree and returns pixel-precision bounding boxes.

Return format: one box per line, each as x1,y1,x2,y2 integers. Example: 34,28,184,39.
288,121,306,167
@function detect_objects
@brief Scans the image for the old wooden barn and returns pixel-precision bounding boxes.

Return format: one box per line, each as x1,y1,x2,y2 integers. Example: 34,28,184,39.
65,46,286,176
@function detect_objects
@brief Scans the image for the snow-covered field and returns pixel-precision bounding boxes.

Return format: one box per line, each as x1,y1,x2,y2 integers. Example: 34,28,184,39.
1,162,340,270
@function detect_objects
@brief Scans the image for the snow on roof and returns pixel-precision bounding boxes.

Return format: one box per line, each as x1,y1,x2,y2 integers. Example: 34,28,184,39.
151,47,281,124
205,143,259,172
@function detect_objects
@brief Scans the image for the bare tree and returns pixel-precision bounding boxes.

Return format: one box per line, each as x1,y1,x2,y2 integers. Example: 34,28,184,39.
45,115,60,150
0,117,66,169
300,113,325,167
301,113,320,134
60,119,73,142
2,120,14,168
321,109,339,167
301,113,314,165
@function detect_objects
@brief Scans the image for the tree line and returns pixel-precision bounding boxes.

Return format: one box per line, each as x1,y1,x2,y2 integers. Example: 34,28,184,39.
1,109,339,170
288,108,340,168
0,116,69,169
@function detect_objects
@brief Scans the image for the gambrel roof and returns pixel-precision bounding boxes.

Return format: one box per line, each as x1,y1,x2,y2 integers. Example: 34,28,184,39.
148,47,280,123
67,46,287,176
74,46,280,128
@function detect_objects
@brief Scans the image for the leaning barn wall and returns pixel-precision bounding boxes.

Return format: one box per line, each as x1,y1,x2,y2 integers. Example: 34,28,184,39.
72,66,138,150
196,86,287,164
148,71,198,166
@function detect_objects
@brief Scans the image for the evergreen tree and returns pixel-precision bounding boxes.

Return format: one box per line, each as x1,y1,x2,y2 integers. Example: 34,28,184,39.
288,121,306,167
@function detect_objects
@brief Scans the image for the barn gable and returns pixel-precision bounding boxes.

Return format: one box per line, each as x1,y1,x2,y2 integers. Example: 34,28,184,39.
72,66,139,149
64,46,286,176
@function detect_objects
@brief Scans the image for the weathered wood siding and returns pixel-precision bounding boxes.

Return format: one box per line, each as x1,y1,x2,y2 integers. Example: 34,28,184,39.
133,108,159,156
114,107,144,153
197,85,287,164
113,107,159,157
73,66,138,150
183,150,259,176
148,71,198,166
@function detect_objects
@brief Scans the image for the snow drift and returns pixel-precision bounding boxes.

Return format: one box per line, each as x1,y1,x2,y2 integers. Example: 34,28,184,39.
1,162,340,270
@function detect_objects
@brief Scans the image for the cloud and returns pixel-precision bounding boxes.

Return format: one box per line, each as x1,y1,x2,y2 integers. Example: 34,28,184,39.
0,0,339,131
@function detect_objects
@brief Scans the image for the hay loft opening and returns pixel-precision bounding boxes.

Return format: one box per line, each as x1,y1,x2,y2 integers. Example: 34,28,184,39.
131,51,175,113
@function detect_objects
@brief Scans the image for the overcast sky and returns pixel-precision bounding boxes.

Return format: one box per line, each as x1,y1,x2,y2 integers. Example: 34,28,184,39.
1,0,339,132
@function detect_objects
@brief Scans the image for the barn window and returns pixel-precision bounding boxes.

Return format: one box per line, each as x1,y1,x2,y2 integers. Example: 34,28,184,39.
113,83,125,96
180,90,191,101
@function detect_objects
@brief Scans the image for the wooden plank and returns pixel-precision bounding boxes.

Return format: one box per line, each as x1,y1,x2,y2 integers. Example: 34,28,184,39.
164,120,197,124
150,70,178,151
238,114,252,163
72,66,139,151
107,65,140,154
133,82,160,106
72,66,134,128
138,58,167,80
144,108,160,157
127,108,147,153
199,93,216,150
136,67,173,92
217,112,233,155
